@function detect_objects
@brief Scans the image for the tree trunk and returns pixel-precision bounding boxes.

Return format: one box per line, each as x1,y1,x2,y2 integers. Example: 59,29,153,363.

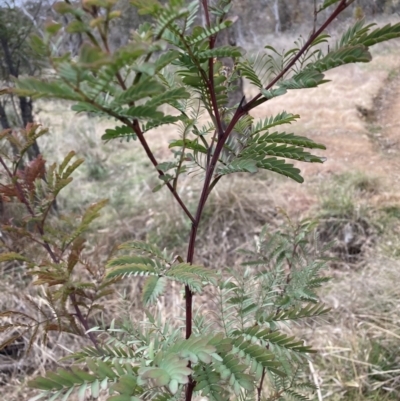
19,96,40,160
0,35,40,160
215,25,245,108
0,102,10,130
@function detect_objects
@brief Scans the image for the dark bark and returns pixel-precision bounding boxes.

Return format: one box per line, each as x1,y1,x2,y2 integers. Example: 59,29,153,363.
0,101,10,130
1,34,40,160
19,96,40,160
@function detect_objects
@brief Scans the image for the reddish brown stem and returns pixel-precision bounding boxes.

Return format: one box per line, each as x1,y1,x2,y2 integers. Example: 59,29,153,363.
257,367,266,401
70,293,100,349
130,120,195,223
184,3,353,401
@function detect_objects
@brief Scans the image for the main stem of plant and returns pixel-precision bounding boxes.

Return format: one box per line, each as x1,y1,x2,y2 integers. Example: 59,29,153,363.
183,2,350,399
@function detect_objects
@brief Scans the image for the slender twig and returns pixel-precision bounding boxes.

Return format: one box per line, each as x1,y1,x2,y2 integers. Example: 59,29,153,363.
70,293,99,349
200,0,224,138
257,367,266,401
92,26,195,223
131,120,195,223
313,0,318,34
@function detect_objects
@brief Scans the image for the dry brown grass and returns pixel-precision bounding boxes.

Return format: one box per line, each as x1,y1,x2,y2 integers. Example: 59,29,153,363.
2,26,400,401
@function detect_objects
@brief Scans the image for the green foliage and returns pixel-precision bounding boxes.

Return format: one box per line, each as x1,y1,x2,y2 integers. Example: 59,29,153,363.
106,241,217,299
25,218,329,401
1,1,399,401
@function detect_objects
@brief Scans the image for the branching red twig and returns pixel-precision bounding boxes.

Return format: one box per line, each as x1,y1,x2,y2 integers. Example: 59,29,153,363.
0,153,100,350
244,0,350,112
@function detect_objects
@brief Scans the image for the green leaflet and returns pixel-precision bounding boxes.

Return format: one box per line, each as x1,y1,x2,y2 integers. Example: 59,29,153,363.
196,46,243,61
14,77,82,101
139,353,191,392
143,276,167,305
118,241,169,261
242,143,325,163
167,263,218,286
112,78,165,105
279,69,328,90
231,337,285,377
169,139,208,154
336,19,372,49
193,365,226,401
251,131,325,150
142,115,184,133
352,22,400,47
319,0,344,11
102,126,137,142
188,19,235,45
237,56,264,88
154,50,181,71
257,303,331,324
167,335,220,364
124,105,164,120
250,112,298,132
217,159,258,176
145,87,191,108
106,264,158,278
217,353,255,395
232,327,316,354
312,45,372,72
154,7,190,38
78,44,110,68
110,373,142,397
257,158,303,183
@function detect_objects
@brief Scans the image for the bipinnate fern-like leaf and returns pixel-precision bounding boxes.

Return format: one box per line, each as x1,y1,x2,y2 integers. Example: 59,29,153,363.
112,78,165,105
106,242,216,301
28,361,123,401
193,365,226,401
106,255,160,278
102,125,137,142
217,159,259,176
14,77,82,101
218,111,326,182
118,241,171,262
351,21,400,47
216,353,255,395
336,19,373,48
154,7,190,38
257,303,330,325
167,335,221,364
137,335,221,395
319,0,343,11
167,263,218,286
312,45,372,73
258,158,303,183
231,336,284,376
197,46,243,61
143,276,168,305
187,18,236,45
63,199,109,250
251,112,300,133
279,69,328,90
232,327,315,354
65,343,137,364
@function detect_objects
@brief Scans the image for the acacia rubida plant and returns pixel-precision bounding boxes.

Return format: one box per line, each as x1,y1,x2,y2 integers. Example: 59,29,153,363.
1,0,400,400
